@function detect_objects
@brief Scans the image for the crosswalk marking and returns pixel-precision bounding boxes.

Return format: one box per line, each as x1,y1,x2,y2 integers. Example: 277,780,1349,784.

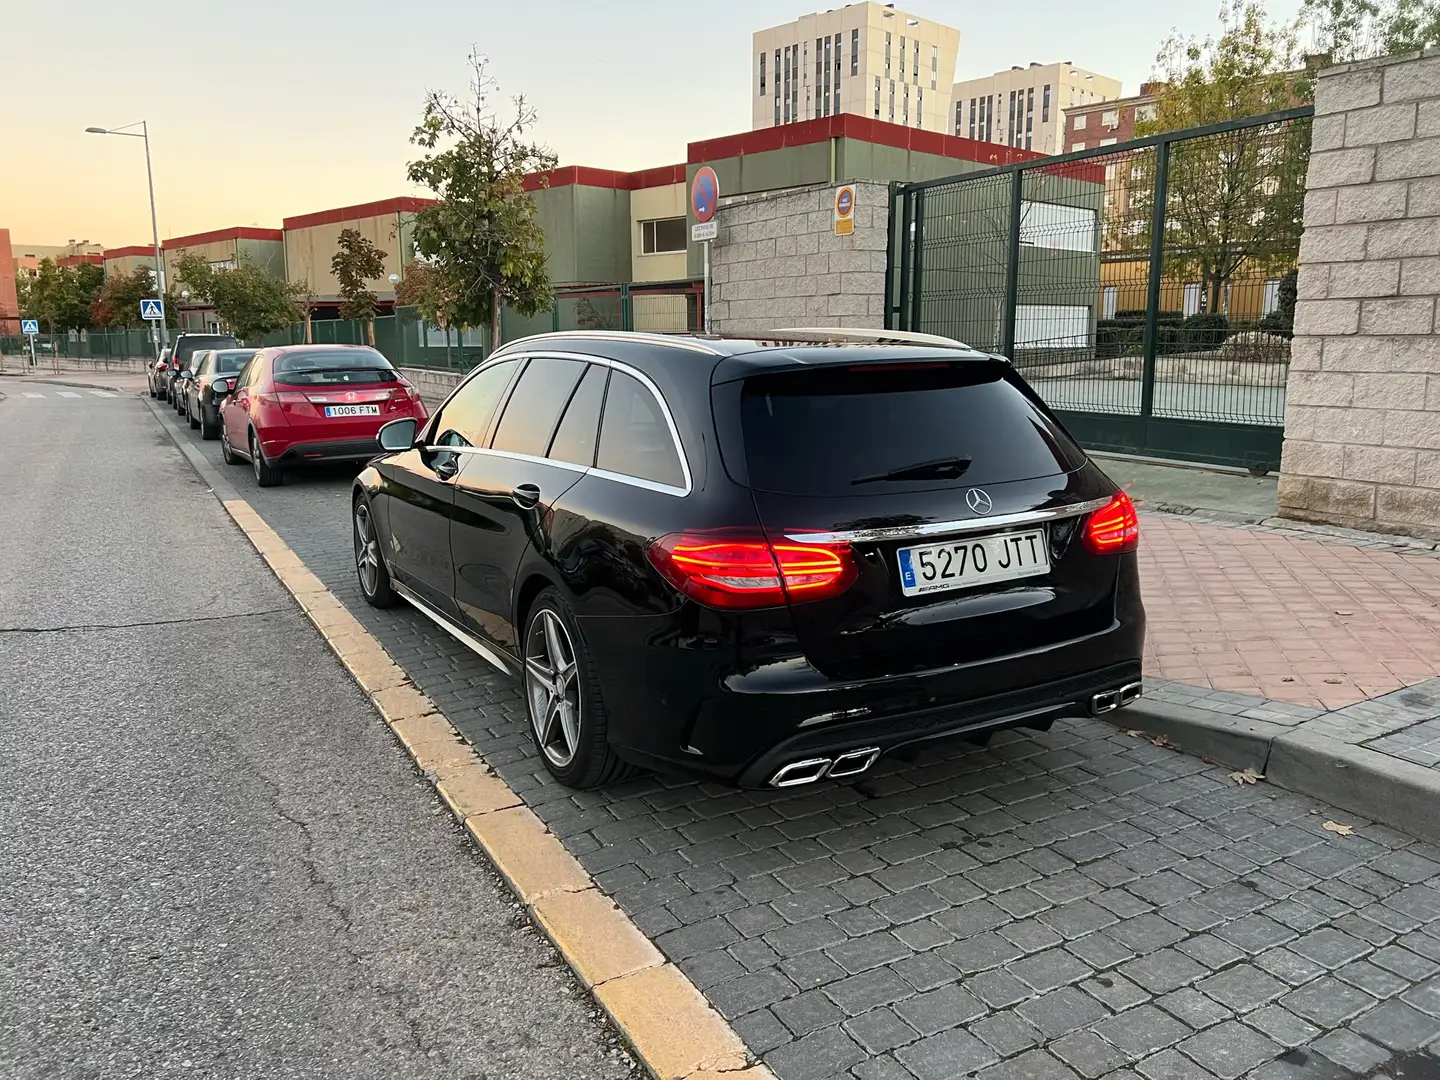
22,392,45,399
89,390,116,398
55,391,81,398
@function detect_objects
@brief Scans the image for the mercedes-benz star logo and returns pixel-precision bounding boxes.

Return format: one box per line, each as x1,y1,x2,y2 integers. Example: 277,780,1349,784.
965,488,993,515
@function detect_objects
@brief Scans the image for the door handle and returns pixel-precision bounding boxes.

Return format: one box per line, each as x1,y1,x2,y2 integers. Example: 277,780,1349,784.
511,483,541,510
433,456,460,480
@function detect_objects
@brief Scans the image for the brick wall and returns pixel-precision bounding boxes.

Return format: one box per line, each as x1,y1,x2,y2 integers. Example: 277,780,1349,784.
1279,48,1440,539
708,181,890,335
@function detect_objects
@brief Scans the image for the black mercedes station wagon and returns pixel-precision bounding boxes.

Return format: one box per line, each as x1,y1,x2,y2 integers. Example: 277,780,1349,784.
352,329,1145,790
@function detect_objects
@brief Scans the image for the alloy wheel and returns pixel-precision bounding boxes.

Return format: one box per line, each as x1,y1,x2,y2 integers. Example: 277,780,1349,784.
251,436,262,482
354,502,381,596
525,609,582,768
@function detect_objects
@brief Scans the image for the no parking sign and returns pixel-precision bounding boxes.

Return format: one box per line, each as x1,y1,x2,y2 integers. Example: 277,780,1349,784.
833,185,856,236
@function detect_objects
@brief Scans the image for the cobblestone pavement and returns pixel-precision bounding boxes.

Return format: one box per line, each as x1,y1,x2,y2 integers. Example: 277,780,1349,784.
166,430,1440,1080
1141,516,1440,711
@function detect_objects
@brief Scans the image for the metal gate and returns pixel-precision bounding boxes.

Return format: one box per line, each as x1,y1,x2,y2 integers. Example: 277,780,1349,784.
887,107,1313,472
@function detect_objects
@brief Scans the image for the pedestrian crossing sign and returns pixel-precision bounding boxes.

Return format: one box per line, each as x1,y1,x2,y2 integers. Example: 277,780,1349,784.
140,299,164,321
21,319,38,335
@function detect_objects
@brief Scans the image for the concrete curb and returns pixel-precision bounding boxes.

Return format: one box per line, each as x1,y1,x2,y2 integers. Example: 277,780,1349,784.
1115,699,1440,847
142,398,771,1080
0,373,146,394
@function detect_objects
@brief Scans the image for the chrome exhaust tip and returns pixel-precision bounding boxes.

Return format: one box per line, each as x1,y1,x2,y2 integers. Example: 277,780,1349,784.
1118,681,1143,707
827,746,882,779
1090,690,1120,715
769,758,833,788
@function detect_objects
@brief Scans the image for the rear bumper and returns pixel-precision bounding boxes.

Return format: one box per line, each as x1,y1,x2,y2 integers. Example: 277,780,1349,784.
583,601,1145,788
270,439,379,464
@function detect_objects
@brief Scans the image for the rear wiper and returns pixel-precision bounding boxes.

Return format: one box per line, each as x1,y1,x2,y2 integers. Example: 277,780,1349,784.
851,456,973,485
278,366,392,376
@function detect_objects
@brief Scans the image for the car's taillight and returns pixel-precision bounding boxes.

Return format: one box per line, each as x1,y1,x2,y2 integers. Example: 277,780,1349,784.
1083,492,1140,554
255,391,309,406
648,530,857,610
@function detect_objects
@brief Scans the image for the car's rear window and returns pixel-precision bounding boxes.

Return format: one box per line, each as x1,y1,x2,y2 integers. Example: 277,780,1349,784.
738,360,1086,496
213,350,255,374
176,337,237,362
273,349,396,385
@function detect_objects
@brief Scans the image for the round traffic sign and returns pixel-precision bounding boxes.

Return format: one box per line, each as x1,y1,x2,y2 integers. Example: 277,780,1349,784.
835,186,855,218
691,166,720,224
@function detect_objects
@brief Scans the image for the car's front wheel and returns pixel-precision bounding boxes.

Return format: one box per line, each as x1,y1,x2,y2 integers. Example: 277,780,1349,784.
250,432,282,487
523,589,637,789
354,497,397,608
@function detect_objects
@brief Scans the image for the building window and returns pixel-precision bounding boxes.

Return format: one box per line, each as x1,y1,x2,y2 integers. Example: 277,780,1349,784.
912,39,920,83
916,86,923,127
815,38,822,95
822,37,831,115
969,97,977,139
1073,113,1087,130
1099,137,1117,146
783,47,791,123
640,218,686,255
759,53,765,97
1042,83,1050,123
954,101,963,135
874,76,881,117
1135,103,1157,123
899,36,906,77
884,32,891,78
834,32,842,113
1102,109,1119,127
792,44,799,120
1071,141,1085,152
889,80,895,121
1008,90,1016,146
851,28,859,75
930,45,938,89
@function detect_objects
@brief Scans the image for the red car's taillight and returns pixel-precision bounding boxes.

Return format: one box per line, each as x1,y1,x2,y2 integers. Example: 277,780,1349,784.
648,530,857,609
1083,492,1140,554
254,391,309,406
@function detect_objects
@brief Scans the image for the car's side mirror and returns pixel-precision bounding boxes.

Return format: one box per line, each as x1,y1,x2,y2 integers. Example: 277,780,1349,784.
179,370,192,379
377,417,419,452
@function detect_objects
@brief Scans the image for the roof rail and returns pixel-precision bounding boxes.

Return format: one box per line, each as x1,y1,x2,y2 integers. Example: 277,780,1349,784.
767,327,974,349
493,330,724,356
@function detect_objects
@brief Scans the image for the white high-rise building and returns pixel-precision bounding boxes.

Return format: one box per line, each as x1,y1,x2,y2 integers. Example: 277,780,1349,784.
752,3,961,134
952,62,1123,156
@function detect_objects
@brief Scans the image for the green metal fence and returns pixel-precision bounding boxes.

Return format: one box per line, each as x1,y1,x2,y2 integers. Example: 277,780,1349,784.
2,281,704,373
888,108,1312,472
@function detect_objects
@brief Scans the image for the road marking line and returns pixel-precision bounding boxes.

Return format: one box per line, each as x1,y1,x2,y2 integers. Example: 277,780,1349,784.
89,390,116,398
23,392,45,398
207,494,770,1080
56,391,81,398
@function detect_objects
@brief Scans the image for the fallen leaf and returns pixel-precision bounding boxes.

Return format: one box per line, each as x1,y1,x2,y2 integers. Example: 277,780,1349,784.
1323,821,1354,836
1324,678,1343,685
1124,729,1145,738
1335,610,1353,616
1199,755,1212,764
1152,734,1172,748
1282,677,1295,683
1229,768,1265,785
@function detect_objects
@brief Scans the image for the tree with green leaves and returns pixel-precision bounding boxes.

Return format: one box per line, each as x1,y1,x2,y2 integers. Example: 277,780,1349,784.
331,228,387,345
407,50,556,352
22,258,105,333
174,250,308,342
1127,0,1313,318
1304,0,1440,60
92,265,179,329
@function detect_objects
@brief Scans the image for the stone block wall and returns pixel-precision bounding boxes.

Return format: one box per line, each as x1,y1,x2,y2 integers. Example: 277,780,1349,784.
1279,48,1440,538
708,181,890,334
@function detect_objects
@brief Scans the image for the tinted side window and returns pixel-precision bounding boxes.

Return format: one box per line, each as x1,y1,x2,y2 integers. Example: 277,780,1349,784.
546,364,609,467
434,360,518,447
491,357,586,457
595,372,685,490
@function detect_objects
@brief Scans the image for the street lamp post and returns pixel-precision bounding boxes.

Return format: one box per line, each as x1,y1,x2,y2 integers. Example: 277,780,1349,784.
86,121,166,358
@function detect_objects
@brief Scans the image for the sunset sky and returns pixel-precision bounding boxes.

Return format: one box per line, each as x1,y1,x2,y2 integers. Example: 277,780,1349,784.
7,0,1305,248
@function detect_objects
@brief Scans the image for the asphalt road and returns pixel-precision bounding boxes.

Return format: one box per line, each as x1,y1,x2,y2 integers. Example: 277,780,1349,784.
0,382,638,1080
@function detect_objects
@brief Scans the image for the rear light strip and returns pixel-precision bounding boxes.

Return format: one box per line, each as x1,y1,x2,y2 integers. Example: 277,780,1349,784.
648,531,857,610
1083,492,1140,554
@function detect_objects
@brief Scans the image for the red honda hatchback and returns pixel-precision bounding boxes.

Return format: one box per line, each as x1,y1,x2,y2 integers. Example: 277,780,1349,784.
219,344,427,486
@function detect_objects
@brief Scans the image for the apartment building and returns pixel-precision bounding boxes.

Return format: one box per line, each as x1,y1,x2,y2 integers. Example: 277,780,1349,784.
1064,84,1162,153
752,2,960,135
952,62,1121,155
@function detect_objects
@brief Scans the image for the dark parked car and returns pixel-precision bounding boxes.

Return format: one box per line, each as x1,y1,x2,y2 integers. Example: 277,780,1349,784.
219,344,428,487
349,330,1146,791
148,348,173,398
185,348,256,438
165,332,239,405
